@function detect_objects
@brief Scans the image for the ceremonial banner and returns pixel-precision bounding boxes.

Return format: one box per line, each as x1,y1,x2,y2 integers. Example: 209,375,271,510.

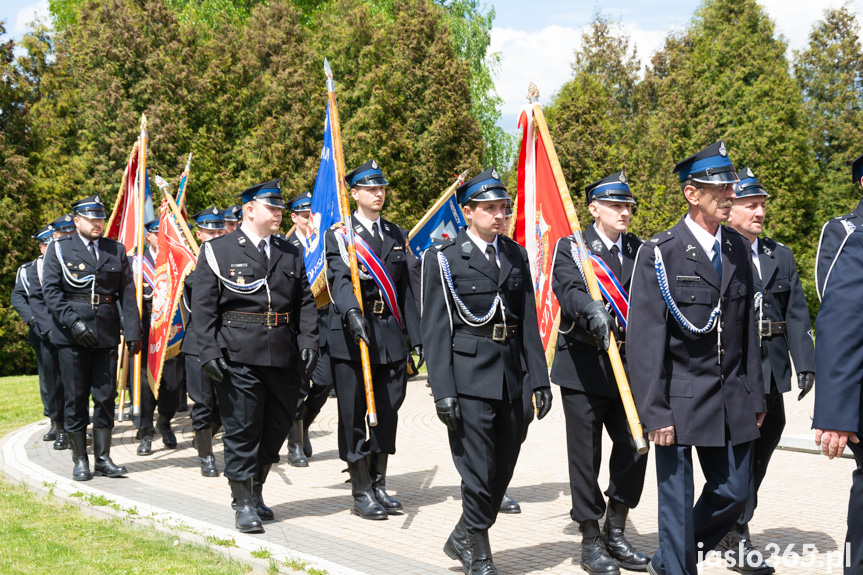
147,198,195,396
105,141,139,249
408,174,467,257
304,102,341,298
514,102,580,360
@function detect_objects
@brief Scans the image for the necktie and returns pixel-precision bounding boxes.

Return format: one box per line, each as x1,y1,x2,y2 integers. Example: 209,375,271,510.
711,239,722,281
486,244,500,279
370,221,383,253
609,244,622,276
88,241,98,262
372,221,379,239
258,239,268,267
751,254,761,280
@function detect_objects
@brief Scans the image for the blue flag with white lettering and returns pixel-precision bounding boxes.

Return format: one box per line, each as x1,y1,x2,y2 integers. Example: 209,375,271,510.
304,103,341,294
408,192,466,257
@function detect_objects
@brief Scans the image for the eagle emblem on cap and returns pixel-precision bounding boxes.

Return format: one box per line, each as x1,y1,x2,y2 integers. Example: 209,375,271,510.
746,167,754,178
212,207,218,214
371,160,378,169
94,195,101,203
718,142,727,157
619,172,627,183
65,215,71,222
491,168,500,180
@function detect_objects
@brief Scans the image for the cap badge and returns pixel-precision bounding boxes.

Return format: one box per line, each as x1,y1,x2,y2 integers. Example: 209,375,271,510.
212,207,218,214
94,196,101,204
746,167,754,178
65,215,71,222
491,168,499,180
718,142,727,157
619,172,627,183
371,160,378,169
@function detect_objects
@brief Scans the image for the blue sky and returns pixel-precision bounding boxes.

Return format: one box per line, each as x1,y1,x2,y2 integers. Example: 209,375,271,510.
3,0,862,131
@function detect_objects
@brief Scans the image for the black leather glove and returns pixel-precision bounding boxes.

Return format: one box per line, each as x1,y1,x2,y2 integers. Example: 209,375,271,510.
534,387,553,420
71,319,96,348
344,308,370,346
412,344,424,369
301,348,318,377
126,340,142,356
202,357,228,383
583,300,613,350
797,371,815,400
26,316,36,328
435,397,462,431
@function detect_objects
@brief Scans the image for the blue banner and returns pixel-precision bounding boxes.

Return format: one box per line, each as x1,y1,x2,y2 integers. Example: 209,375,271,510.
304,103,341,289
408,192,466,257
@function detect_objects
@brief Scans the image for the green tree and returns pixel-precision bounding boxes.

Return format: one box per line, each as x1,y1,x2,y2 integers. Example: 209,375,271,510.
794,5,863,225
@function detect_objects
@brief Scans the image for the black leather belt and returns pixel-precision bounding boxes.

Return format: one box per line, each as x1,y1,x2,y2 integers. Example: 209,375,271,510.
69,293,115,305
222,310,290,328
454,324,517,342
759,320,786,337
364,299,390,316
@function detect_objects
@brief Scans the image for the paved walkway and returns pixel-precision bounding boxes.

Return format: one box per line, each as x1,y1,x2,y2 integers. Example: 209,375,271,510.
0,376,858,574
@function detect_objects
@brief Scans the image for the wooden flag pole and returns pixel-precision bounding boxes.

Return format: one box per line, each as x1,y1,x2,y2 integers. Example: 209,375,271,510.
408,170,469,242
528,88,647,454
132,114,148,416
155,175,199,257
325,58,377,427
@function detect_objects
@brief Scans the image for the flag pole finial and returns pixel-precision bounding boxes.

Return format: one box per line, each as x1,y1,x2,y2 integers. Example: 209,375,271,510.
527,83,540,103
324,58,335,92
140,113,148,131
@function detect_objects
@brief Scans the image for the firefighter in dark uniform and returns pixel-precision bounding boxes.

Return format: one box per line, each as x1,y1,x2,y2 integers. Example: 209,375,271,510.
181,207,227,477
720,167,815,573
42,195,142,481
12,224,67,448
626,142,766,575
422,168,553,575
133,218,183,455
285,191,334,467
551,171,650,574
324,159,422,520
193,180,318,533
813,226,863,575
814,152,863,299
223,204,241,234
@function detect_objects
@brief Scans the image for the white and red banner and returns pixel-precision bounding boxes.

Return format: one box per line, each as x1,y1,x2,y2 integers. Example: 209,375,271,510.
147,198,195,396
106,141,140,251
514,103,579,360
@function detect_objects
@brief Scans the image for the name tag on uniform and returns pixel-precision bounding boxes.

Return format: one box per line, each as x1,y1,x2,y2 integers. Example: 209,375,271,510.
677,275,701,282
230,263,248,268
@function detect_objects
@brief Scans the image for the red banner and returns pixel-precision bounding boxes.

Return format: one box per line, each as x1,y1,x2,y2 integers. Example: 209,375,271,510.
515,103,578,360
147,198,195,397
105,141,140,252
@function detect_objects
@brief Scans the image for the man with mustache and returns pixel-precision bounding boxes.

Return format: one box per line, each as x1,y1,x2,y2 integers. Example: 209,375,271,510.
42,194,142,482
626,142,766,575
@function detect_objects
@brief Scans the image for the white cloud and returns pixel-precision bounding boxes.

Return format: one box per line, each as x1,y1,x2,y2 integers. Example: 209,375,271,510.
760,0,861,53
12,0,49,37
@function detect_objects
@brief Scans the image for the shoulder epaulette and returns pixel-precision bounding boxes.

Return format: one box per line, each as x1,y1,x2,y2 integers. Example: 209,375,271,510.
648,229,675,245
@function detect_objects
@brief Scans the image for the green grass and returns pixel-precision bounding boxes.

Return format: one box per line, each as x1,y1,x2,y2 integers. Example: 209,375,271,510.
0,375,252,575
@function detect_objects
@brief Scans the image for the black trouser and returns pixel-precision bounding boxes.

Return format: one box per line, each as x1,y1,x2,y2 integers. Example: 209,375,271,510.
845,441,863,575
332,358,406,463
134,354,183,431
39,339,64,423
58,345,118,432
185,353,222,431
521,374,534,443
450,393,524,533
561,387,648,522
738,383,785,525
213,359,299,481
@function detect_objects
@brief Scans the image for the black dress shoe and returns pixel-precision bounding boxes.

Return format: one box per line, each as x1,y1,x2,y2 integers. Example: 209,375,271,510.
53,427,68,450
443,515,471,573
137,430,153,456
580,520,620,574
43,421,57,442
718,524,775,575
468,530,499,575
156,416,177,448
603,500,650,571
499,493,521,514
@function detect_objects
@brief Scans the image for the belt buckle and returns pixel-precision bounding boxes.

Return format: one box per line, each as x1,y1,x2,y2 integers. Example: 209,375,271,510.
492,324,506,342
759,319,772,338
266,311,277,328
373,300,385,314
